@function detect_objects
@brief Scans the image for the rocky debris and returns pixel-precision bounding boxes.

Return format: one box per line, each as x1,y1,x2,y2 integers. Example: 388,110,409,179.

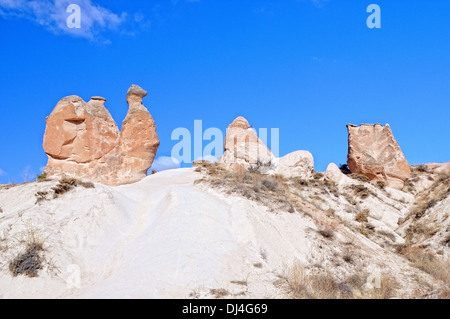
273,150,314,178
325,162,348,185
43,85,159,186
217,116,314,178
347,124,411,189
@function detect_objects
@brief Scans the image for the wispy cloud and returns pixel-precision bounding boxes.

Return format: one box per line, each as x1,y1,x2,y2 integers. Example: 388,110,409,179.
311,0,330,8
0,0,126,41
0,168,6,177
151,156,181,172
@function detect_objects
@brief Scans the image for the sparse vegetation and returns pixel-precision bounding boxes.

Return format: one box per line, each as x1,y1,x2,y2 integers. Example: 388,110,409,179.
348,173,370,183
375,180,386,190
413,165,428,173
343,254,353,264
52,177,79,197
355,209,369,223
399,247,450,285
9,231,44,278
284,264,398,299
442,234,450,247
317,228,334,240
210,288,230,299
35,191,49,203
351,185,370,199
230,280,248,286
36,172,48,182
194,162,294,213
403,174,450,245
33,177,96,203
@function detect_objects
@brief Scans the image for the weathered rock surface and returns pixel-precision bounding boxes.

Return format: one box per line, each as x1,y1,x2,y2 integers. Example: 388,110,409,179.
274,151,314,178
422,162,450,176
43,85,159,186
217,116,275,172
217,116,314,178
347,124,411,189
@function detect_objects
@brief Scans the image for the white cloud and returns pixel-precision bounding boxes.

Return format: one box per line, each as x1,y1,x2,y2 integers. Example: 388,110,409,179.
311,0,330,8
0,0,126,40
151,156,181,172
0,169,6,176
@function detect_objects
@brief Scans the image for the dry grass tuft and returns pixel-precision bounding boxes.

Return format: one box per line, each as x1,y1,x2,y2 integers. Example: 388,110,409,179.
399,247,450,285
50,177,95,199
285,264,398,299
195,162,295,213
355,209,369,223
210,288,230,299
348,174,370,183
9,231,45,278
317,229,334,240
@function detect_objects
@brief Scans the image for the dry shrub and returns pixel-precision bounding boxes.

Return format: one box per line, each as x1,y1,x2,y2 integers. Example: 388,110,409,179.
375,180,386,190
285,264,398,299
35,191,49,203
412,165,429,173
196,162,295,213
9,231,44,278
313,172,324,180
51,177,95,199
400,247,450,284
52,177,79,197
405,223,439,245
442,234,450,247
262,179,278,192
408,174,450,219
355,209,369,223
317,229,334,240
348,174,370,183
210,288,229,299
363,275,399,299
351,185,370,199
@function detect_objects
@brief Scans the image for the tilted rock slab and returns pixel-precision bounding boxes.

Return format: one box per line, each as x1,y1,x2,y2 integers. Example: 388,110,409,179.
43,85,159,186
217,116,314,178
347,123,411,189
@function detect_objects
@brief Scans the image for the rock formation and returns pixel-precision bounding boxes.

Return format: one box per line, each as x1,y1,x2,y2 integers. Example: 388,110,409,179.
274,151,314,178
217,116,314,178
43,85,159,186
217,116,275,172
422,162,450,176
347,124,410,189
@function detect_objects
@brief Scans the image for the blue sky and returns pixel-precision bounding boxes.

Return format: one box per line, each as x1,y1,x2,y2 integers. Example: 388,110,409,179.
0,0,449,183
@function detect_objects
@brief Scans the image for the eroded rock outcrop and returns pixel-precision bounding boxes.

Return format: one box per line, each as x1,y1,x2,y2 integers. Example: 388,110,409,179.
422,162,450,176
347,123,410,189
43,85,159,186
217,116,314,178
217,116,275,172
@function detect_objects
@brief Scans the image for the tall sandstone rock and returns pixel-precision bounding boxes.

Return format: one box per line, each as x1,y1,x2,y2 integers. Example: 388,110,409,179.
347,124,411,189
217,116,275,172
43,85,159,186
217,116,314,178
